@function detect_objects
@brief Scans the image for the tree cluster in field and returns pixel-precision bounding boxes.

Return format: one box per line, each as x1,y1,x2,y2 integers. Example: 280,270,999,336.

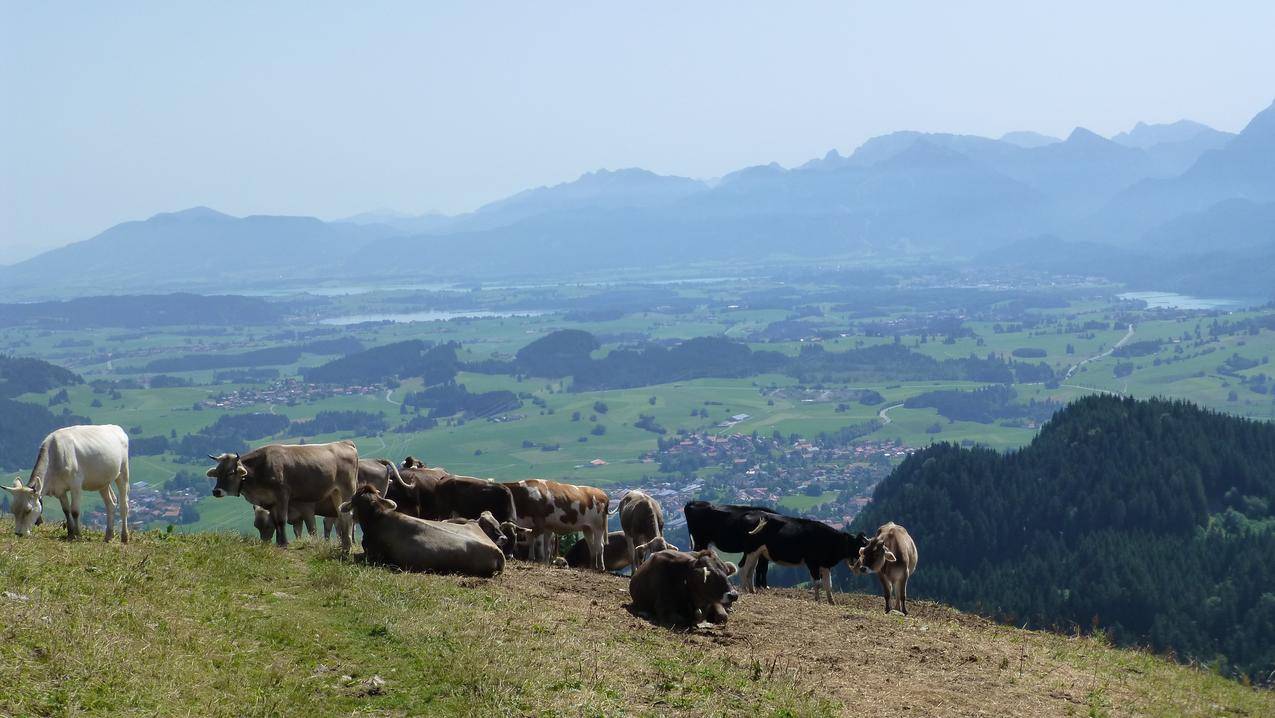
402,382,520,420
852,394,1275,683
292,410,388,437
903,385,1060,424
0,398,89,471
0,293,283,329
303,341,457,386
471,330,1058,391
144,337,364,373
0,354,83,399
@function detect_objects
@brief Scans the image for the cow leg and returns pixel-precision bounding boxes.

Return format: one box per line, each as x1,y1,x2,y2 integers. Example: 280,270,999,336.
304,514,316,537
756,557,769,589
115,463,130,544
99,486,116,542
740,550,761,593
626,535,639,571
68,486,83,540
820,567,835,605
877,572,892,613
291,521,303,540
323,516,334,541
899,576,909,616
55,492,73,539
588,527,605,572
272,495,289,548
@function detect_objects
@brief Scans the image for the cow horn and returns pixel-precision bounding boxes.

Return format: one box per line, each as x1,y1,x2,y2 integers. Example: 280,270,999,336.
700,567,710,581
388,463,415,489
747,517,768,535
208,454,220,461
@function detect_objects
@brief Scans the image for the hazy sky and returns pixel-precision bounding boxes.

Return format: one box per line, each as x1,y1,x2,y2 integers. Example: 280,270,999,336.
3,2,1273,263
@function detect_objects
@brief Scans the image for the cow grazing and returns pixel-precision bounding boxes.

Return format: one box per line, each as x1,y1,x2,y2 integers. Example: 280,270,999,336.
615,490,671,569
2,425,131,542
683,500,778,588
340,485,504,577
852,522,918,615
503,479,608,569
629,549,739,627
207,440,358,552
739,514,868,604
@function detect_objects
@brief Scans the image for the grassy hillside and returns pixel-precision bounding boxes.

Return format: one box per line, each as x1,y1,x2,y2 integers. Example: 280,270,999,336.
1,527,1269,717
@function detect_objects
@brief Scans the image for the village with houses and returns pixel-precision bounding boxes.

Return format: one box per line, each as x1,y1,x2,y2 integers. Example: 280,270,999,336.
200,377,384,411
625,429,912,531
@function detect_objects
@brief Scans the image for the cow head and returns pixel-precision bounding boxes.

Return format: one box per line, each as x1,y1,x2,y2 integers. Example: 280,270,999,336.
401,456,426,470
2,476,43,536
497,521,533,558
853,535,897,575
338,485,397,521
841,531,870,569
206,453,248,497
686,550,739,624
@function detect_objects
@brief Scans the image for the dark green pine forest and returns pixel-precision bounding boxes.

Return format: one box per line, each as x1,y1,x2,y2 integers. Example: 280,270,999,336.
852,395,1275,681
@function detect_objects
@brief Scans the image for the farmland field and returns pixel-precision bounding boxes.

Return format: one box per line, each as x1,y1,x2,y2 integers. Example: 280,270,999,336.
4,274,1272,536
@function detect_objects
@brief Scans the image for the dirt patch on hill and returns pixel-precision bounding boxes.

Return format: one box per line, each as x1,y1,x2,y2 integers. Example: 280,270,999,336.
483,561,1248,717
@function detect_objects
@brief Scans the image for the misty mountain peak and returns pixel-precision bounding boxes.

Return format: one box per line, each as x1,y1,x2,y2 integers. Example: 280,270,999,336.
151,206,233,222
1112,119,1230,148
1000,131,1060,148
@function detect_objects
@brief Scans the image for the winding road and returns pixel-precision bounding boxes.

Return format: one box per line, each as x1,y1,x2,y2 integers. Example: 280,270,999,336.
878,403,904,425
1063,323,1135,381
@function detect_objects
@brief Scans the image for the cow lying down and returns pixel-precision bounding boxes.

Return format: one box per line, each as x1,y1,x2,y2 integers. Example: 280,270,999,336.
629,549,738,628
340,486,505,577
444,511,530,559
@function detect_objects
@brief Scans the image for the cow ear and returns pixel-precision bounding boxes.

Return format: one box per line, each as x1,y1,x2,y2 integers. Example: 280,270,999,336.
205,468,218,478
883,549,898,563
381,498,398,511
235,463,248,477
338,500,353,514
722,561,738,576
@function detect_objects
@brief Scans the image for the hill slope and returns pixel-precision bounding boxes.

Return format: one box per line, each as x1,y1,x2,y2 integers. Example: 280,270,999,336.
852,394,1275,682
1,530,1269,717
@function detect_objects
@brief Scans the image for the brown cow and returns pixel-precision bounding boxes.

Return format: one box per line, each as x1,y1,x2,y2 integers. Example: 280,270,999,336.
615,490,671,569
252,494,339,542
340,486,504,577
503,479,608,569
852,522,919,615
207,440,358,552
629,549,739,627
564,530,645,573
384,463,516,523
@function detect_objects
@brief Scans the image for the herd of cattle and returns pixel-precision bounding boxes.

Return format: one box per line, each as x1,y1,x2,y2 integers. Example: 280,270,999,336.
3,425,919,627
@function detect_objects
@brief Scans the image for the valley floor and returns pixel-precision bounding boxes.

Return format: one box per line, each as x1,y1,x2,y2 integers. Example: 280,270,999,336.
0,527,1268,717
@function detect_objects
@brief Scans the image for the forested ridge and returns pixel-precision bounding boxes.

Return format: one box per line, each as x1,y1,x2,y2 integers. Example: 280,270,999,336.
852,394,1275,682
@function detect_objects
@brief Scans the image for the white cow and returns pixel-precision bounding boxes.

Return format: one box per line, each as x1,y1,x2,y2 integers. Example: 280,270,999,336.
2,424,131,542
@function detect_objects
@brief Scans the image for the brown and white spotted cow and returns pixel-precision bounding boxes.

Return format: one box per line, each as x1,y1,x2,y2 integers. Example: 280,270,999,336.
501,479,608,570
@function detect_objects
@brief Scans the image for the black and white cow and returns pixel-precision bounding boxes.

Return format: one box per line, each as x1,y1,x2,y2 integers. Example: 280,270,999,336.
683,501,778,588
739,513,868,604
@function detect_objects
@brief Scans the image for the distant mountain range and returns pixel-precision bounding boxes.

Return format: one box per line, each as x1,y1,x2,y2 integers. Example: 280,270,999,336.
3,101,1272,298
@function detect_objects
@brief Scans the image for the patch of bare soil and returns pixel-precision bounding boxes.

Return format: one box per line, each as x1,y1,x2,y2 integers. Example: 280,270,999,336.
480,561,1225,717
